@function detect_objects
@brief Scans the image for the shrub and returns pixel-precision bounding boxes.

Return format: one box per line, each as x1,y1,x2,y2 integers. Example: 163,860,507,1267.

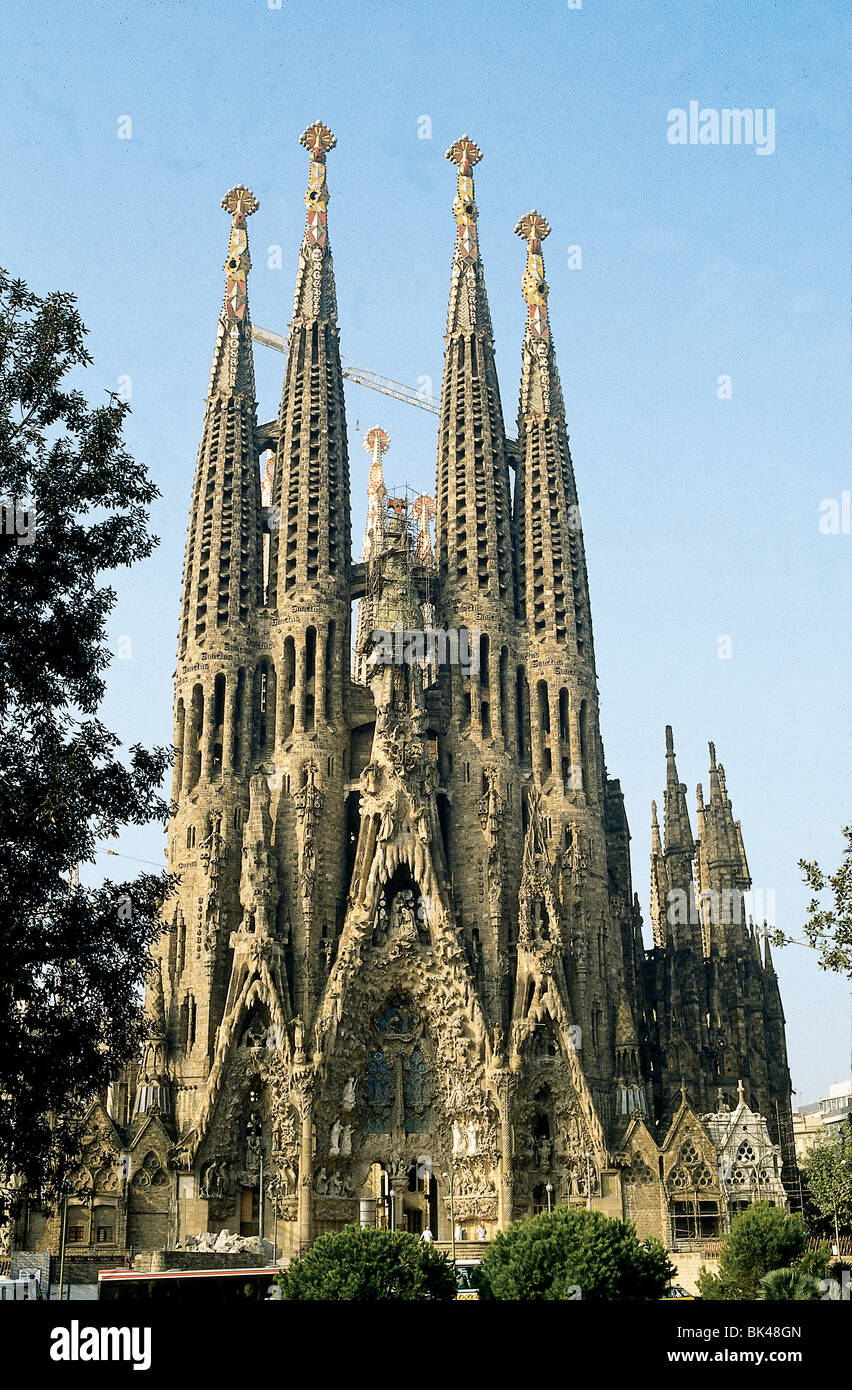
276,1226,457,1301
477,1205,675,1301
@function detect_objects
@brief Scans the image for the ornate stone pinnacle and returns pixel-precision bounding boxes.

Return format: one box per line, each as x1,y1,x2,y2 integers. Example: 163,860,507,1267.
447,136,481,263
412,494,436,565
363,426,390,459
221,186,259,220
221,187,257,325
445,135,482,173
514,210,551,244
300,121,337,161
518,207,551,345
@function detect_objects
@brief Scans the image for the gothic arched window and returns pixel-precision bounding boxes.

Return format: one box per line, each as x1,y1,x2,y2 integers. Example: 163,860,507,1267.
403,1047,429,1133
365,1049,391,1133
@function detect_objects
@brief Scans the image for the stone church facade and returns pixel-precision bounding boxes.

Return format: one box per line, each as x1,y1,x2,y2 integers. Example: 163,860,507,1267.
13,125,795,1269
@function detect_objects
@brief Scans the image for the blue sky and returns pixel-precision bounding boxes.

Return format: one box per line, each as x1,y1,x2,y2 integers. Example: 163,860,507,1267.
1,0,848,1105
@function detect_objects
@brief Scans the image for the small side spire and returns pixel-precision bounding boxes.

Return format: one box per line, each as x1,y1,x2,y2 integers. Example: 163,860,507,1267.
412,494,436,566
651,799,663,856
663,726,694,856
650,800,669,948
705,741,745,879
353,428,390,684
362,427,390,564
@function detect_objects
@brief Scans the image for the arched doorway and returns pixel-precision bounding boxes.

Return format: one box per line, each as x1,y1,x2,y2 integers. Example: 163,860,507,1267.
402,1159,438,1236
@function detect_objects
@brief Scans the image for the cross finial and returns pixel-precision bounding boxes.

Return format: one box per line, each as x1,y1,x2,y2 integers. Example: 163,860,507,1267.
221,185,259,221
300,121,336,161
364,426,390,460
514,210,551,246
445,135,482,174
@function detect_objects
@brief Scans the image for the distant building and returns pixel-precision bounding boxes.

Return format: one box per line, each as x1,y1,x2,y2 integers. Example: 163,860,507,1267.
794,1079,852,1164
820,1079,852,1134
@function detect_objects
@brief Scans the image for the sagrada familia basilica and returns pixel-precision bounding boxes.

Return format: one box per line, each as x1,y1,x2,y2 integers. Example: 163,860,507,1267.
11,124,796,1269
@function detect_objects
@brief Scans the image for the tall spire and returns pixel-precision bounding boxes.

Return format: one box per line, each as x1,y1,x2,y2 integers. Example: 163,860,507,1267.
179,186,263,653
513,212,605,815
513,211,592,662
435,135,514,609
268,123,351,604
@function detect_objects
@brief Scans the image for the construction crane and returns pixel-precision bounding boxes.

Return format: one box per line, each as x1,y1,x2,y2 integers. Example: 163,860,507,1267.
251,324,518,466
251,324,440,416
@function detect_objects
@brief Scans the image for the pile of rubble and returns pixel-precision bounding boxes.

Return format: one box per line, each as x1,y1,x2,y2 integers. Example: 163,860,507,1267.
176,1229,274,1258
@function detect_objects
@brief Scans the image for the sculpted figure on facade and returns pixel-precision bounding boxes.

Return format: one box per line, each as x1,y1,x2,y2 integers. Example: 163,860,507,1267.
294,760,324,902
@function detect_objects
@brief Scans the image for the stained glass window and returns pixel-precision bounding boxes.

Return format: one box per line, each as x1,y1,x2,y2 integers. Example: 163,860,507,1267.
403,1047,429,1133
365,1049,391,1132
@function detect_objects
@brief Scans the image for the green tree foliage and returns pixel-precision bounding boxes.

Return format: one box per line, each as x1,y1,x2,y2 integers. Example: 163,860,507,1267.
769,826,852,977
275,1226,458,1300
0,269,172,1206
698,1202,809,1299
759,1267,824,1301
801,1117,852,1238
476,1205,675,1301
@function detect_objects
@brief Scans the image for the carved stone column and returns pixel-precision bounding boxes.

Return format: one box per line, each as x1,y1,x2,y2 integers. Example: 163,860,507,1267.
295,1068,314,1249
494,1068,514,1231
223,674,238,774
294,641,307,734
568,700,583,795
238,667,253,775
315,625,327,729
203,683,218,781
172,699,186,800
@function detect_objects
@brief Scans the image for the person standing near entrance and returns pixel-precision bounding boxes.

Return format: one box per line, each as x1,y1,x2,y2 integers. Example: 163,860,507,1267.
420,1226,433,1243
454,1222,464,1242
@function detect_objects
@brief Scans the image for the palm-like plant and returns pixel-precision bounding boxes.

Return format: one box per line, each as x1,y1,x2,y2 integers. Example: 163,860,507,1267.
759,1267,824,1301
